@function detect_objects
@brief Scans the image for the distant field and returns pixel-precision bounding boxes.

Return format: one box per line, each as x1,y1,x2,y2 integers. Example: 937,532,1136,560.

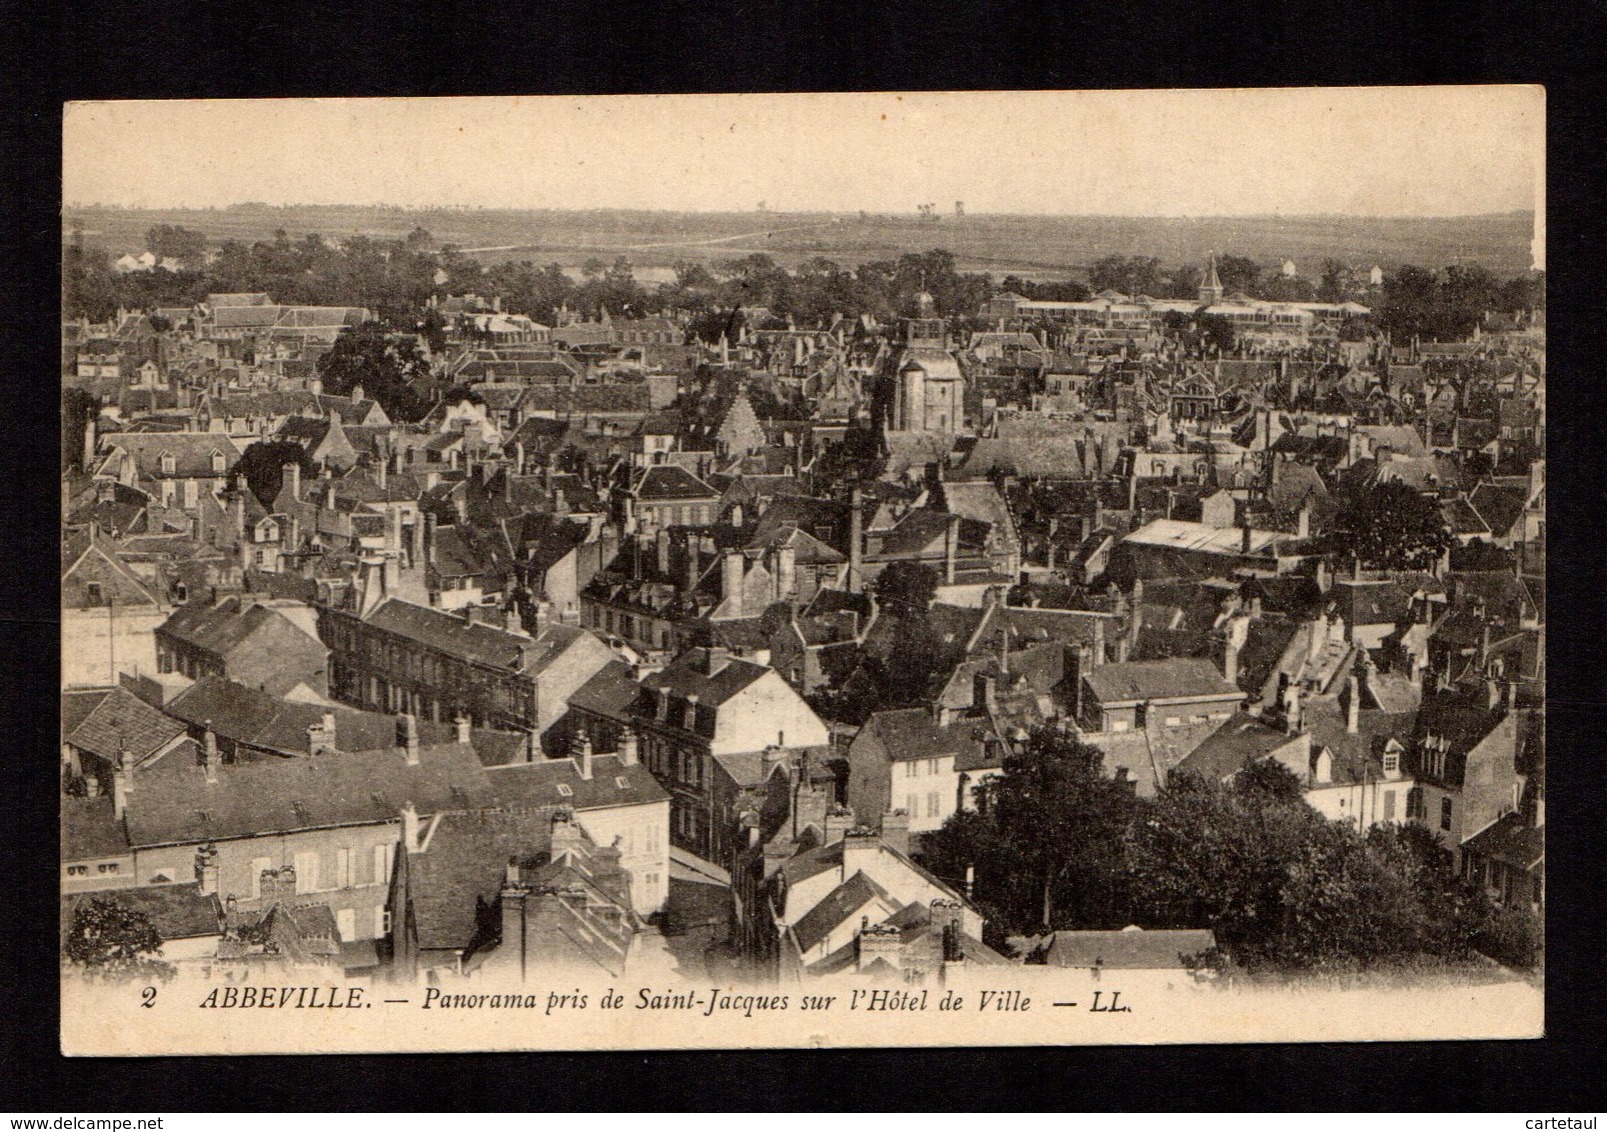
64,205,1538,280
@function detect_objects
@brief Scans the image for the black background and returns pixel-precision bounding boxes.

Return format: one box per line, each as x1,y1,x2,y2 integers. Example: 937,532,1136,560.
3,0,1604,1112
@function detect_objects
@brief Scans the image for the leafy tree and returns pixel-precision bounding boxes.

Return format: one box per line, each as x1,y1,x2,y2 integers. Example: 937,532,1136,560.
1215,254,1261,296
870,560,939,618
64,898,175,983
1333,480,1452,571
145,223,208,267
62,388,100,474
233,440,318,508
1198,313,1236,352
1317,257,1355,303
317,322,432,422
924,728,1141,930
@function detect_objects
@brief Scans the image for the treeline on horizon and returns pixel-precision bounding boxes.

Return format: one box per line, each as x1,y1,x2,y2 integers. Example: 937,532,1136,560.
64,223,1544,346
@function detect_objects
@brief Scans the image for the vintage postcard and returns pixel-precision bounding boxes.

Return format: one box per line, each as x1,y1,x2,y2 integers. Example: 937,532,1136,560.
59,88,1544,1054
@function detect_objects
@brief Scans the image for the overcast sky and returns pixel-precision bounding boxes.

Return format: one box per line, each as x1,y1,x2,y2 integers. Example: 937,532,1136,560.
64,88,1543,218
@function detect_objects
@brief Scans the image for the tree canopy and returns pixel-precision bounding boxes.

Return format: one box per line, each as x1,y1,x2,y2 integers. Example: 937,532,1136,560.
233,440,319,509
317,322,433,422
63,897,175,983
1333,480,1452,571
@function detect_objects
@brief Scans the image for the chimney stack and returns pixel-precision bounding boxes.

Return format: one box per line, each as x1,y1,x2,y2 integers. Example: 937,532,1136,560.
402,802,421,853
619,728,639,767
283,462,301,501
1223,637,1240,687
112,747,133,820
944,513,960,584
203,722,219,784
1346,674,1361,734
455,714,472,746
574,729,594,780
399,712,420,765
722,551,745,613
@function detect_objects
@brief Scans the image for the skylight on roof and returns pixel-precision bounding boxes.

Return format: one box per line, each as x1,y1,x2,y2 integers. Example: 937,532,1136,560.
556,784,573,797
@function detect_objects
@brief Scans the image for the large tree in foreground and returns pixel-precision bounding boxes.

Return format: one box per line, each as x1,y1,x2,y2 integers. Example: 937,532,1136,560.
318,322,432,422
64,898,175,983
232,440,318,509
923,727,1141,932
1333,480,1452,571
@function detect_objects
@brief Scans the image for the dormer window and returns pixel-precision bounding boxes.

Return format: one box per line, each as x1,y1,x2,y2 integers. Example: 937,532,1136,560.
159,451,177,474
1382,751,1400,777
211,450,226,473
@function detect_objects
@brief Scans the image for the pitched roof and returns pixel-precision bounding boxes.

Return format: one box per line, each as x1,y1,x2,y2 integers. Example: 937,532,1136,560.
99,432,243,480
640,648,770,707
63,687,186,765
61,794,133,860
363,599,594,673
861,708,964,762
791,870,892,953
1469,482,1529,535
633,463,719,501
122,736,495,848
1083,658,1240,705
1175,712,1301,781
486,754,668,813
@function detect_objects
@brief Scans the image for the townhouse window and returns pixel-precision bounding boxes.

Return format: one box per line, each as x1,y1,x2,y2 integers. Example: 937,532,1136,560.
98,862,120,875
927,792,940,818
294,851,320,894
1440,797,1453,832
1383,790,1396,821
67,865,88,877
373,842,395,887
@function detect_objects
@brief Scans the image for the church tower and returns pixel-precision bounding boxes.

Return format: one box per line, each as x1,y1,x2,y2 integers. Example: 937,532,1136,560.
1199,253,1224,305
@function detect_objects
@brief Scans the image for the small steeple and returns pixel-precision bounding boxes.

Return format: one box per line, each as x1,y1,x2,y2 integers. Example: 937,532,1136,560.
1199,253,1224,306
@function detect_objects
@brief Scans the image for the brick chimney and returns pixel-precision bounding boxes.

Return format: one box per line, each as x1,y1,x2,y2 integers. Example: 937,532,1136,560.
944,514,960,584
550,806,584,860
619,727,639,767
1345,673,1361,734
823,804,855,845
841,825,880,880
454,714,472,746
880,809,910,856
498,857,530,979
282,462,301,502
194,843,219,896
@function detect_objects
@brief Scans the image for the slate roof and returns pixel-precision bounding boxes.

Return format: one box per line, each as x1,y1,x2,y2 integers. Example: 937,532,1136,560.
566,661,645,723
1469,482,1529,535
364,599,592,673
1083,658,1240,705
861,708,964,763
486,754,668,813
62,687,187,765
792,870,891,953
100,432,242,480
403,808,554,952
61,794,133,861
1462,812,1543,869
156,597,319,660
640,648,769,707
1175,713,1301,781
633,463,719,502
1043,928,1217,969
122,735,495,848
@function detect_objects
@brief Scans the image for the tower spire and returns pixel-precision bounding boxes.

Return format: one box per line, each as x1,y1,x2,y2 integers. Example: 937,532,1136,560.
1199,252,1224,305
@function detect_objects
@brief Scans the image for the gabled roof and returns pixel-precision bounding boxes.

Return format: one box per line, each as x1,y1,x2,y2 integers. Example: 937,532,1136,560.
861,708,964,762
1083,658,1240,705
62,884,222,943
62,687,186,765
791,870,892,954
640,648,770,707
632,463,719,502
1469,482,1529,535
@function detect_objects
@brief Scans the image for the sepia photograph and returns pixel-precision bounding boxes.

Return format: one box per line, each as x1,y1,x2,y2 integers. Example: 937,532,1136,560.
57,88,1545,1055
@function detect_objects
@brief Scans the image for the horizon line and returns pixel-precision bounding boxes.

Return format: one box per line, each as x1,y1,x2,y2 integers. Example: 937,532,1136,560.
62,202,1537,223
